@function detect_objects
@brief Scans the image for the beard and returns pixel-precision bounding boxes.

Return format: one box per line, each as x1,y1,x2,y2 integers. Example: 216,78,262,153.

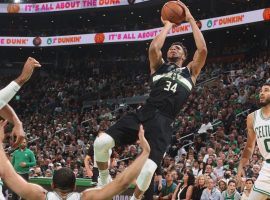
259,98,270,107
167,56,179,63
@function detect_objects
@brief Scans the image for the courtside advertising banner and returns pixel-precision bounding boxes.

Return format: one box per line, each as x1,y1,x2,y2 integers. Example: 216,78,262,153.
0,0,149,13
0,8,269,47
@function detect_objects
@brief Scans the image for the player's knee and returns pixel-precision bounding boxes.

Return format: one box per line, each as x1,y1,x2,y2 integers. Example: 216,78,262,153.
94,132,115,150
94,132,115,162
136,159,157,192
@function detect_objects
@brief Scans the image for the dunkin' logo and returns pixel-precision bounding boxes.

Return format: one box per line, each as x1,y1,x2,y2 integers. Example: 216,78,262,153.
7,4,20,13
95,33,105,43
33,37,42,46
263,8,270,21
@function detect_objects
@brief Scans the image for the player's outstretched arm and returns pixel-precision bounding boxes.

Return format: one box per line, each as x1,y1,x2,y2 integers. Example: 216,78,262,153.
149,18,174,74
178,1,207,78
81,125,150,200
0,57,41,147
0,57,41,110
0,120,46,200
237,113,256,179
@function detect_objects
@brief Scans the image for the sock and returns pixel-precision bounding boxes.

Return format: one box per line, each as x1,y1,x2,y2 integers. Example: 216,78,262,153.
130,194,140,200
99,169,110,185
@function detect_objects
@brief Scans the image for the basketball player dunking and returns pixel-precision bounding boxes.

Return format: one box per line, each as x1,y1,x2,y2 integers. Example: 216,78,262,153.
238,81,270,200
93,2,207,199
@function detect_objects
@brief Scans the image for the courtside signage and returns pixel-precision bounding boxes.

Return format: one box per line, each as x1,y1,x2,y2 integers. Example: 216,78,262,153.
0,0,149,13
0,8,268,47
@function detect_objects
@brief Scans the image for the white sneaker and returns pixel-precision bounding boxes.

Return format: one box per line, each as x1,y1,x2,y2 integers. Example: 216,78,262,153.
96,176,112,188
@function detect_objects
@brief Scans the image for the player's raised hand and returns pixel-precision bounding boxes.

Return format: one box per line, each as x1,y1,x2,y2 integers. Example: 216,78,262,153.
138,125,150,154
236,166,245,186
161,16,175,27
16,57,41,86
177,1,194,22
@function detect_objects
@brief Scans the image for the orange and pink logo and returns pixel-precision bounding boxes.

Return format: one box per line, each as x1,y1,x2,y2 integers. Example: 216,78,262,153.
95,33,105,43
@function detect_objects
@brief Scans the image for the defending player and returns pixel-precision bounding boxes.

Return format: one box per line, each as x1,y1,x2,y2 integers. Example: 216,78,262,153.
238,81,270,200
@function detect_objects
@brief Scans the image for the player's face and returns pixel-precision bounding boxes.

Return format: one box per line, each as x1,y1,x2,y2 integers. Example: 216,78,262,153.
167,45,185,63
259,85,270,106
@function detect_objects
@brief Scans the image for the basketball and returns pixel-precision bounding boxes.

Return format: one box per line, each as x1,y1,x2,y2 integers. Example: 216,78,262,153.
263,8,270,21
95,33,105,44
161,1,185,24
33,37,42,46
7,4,20,13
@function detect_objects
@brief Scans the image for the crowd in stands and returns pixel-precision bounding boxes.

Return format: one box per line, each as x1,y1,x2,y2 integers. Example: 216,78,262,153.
0,47,270,199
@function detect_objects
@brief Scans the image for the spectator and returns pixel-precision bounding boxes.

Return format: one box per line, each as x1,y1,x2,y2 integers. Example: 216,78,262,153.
221,179,241,200
11,138,36,200
84,143,99,182
214,158,225,180
155,170,177,200
203,148,216,163
191,174,207,200
192,160,200,177
172,169,194,200
223,169,234,183
194,136,206,153
45,169,53,177
217,179,227,193
240,178,254,200
204,164,217,182
201,177,221,200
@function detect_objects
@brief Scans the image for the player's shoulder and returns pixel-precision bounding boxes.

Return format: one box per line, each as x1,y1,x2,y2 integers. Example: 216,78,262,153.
247,109,261,121
247,112,255,121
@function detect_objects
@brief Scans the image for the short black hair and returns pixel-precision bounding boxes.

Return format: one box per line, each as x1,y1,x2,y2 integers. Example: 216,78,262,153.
262,80,270,87
53,168,76,191
246,178,254,184
171,42,188,59
228,179,236,185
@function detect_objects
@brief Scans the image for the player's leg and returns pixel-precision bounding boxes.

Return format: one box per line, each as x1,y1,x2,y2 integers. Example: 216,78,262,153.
249,164,270,200
130,159,157,200
248,189,268,200
94,114,139,187
94,132,115,186
131,114,173,200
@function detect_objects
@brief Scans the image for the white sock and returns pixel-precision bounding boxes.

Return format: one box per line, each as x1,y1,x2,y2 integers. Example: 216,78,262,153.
99,169,110,185
130,194,140,200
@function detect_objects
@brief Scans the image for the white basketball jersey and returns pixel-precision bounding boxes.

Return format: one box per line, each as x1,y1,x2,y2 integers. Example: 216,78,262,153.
253,109,270,160
45,191,81,200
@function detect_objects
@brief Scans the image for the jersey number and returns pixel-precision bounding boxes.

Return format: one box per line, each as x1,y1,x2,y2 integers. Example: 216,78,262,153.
164,81,177,93
264,138,270,152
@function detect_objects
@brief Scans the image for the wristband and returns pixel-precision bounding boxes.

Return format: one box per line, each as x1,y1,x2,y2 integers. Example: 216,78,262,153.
0,81,21,109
